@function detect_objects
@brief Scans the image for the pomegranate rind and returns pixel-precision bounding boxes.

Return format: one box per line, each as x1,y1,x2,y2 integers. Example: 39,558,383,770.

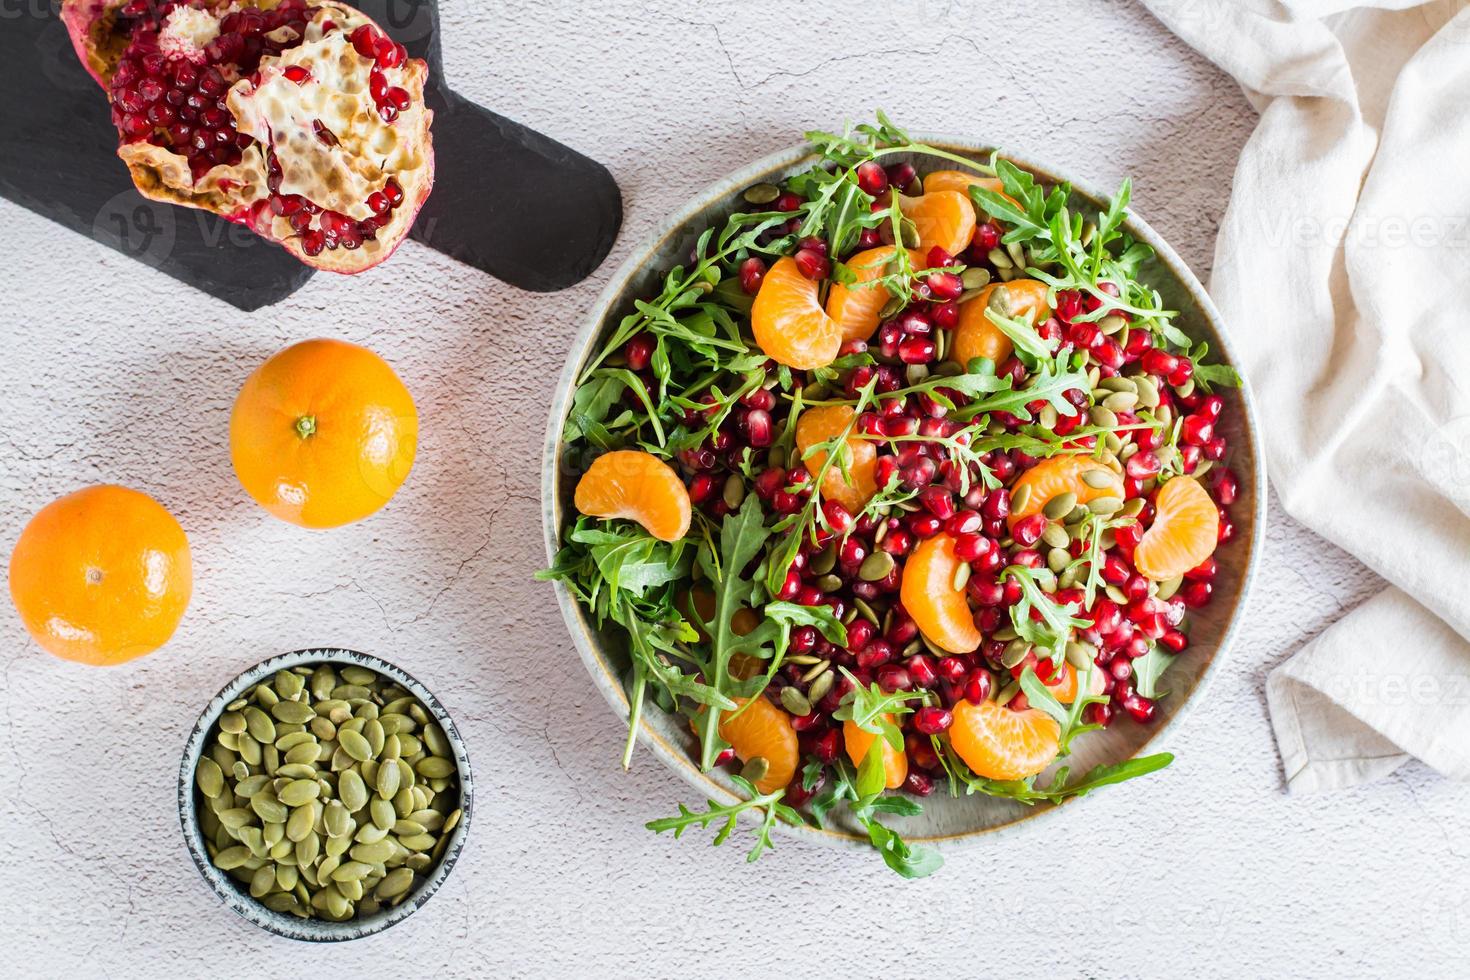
61,0,434,275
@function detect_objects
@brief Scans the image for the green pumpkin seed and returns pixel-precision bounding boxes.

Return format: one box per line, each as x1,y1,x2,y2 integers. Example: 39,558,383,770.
397,833,436,852
987,246,1013,270
1134,376,1161,408
283,742,319,767
1047,547,1071,573
273,763,317,780
404,853,433,873
355,823,391,845
324,800,352,838
1010,482,1033,515
285,802,317,842
219,808,253,831
1089,406,1118,429
961,267,991,290
1065,640,1096,670
1041,524,1071,550
279,779,321,807
310,716,337,741
337,729,373,762
271,700,316,725
743,182,781,205
249,863,277,898
376,759,401,799
1155,575,1184,601
214,845,252,871
858,551,895,582
274,730,315,751
951,561,970,592
219,711,246,735
1087,495,1125,516
423,724,450,759
243,706,276,744
1043,492,1077,520
779,686,811,717
350,841,394,865
237,735,262,767
1001,639,1031,668
1102,391,1138,413
442,809,463,835
338,769,369,812
369,796,397,831
330,861,372,883
251,793,288,824
415,757,455,780
807,670,835,705
1079,468,1115,490
375,867,415,900
995,680,1021,707
196,758,225,798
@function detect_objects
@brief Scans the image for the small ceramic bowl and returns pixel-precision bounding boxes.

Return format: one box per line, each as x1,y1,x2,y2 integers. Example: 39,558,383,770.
543,138,1267,849
179,648,473,941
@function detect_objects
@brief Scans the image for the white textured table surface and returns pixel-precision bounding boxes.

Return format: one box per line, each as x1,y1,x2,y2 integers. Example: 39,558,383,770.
3,1,1463,977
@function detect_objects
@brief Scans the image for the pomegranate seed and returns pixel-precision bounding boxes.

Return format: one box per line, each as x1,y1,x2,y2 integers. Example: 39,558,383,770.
776,569,802,600
884,162,917,193
350,25,380,58
1012,514,1048,547
877,665,913,693
1160,630,1189,652
300,229,325,256
855,160,888,195
1181,580,1213,607
973,221,1001,252
918,486,956,520
744,409,773,448
283,64,311,84
773,191,802,212
1121,693,1156,723
739,257,766,295
913,706,953,735
384,180,404,207
963,670,992,704
385,86,412,111
794,248,829,280
926,271,963,300
903,771,935,796
822,500,854,535
981,489,1010,521
856,640,895,670
1181,415,1214,446
880,527,912,556
898,336,936,364
1141,349,1178,377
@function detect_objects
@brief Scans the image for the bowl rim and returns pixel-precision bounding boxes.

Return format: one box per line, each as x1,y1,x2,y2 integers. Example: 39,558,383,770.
542,136,1268,850
178,647,474,941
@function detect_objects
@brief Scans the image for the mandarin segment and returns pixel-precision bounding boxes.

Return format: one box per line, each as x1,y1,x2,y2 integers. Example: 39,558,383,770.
824,246,926,342
717,696,799,795
900,533,983,654
843,717,908,790
574,450,692,542
922,169,1023,219
794,405,879,514
1007,455,1124,527
898,189,977,257
750,256,842,370
949,697,1060,781
951,279,1052,369
1133,476,1220,581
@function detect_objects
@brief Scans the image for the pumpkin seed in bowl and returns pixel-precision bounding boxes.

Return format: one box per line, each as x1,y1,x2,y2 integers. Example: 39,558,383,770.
181,649,471,940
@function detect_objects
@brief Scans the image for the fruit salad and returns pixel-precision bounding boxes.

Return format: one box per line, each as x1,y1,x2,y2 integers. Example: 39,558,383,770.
542,114,1242,877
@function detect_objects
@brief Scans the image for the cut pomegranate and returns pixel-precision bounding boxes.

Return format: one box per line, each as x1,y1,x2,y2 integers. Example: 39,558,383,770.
62,0,434,273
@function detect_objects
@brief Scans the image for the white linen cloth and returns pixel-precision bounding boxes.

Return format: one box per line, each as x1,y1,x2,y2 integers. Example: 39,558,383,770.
1141,0,1470,791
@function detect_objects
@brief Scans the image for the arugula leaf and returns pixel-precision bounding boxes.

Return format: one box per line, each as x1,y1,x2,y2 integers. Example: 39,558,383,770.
1017,667,1071,726
645,776,800,863
1187,341,1244,391
693,497,775,770
863,818,943,879
832,668,923,751
1131,643,1174,700
1001,564,1091,663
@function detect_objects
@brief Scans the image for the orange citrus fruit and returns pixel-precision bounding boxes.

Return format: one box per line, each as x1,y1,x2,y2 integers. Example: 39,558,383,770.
8,485,192,666
825,246,925,342
922,170,1021,216
574,450,691,542
1008,455,1123,527
949,697,1060,780
1045,662,1105,704
898,189,976,257
230,339,418,529
1133,476,1220,581
951,279,1052,368
900,532,982,654
717,696,799,794
750,256,841,370
794,405,878,514
843,716,908,790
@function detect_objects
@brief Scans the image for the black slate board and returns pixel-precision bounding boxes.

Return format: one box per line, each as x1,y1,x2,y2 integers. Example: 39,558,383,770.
0,0,622,311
